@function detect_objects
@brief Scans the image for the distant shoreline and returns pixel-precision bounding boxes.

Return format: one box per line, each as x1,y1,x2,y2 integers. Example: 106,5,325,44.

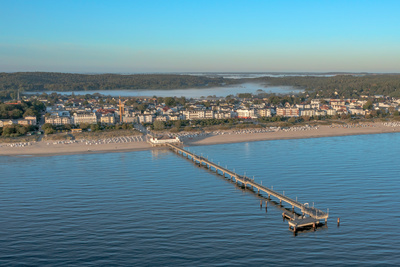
1,122,399,157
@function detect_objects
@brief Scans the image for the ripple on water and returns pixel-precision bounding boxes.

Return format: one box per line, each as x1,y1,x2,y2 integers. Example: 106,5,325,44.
1,133,400,265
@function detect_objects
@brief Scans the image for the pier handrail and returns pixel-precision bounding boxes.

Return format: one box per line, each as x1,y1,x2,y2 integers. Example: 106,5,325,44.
167,143,328,220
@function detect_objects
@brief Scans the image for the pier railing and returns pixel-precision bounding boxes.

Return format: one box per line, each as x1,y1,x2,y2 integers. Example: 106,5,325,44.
167,144,328,221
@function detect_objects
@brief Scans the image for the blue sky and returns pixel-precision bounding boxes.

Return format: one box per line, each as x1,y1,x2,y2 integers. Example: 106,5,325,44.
1,0,399,73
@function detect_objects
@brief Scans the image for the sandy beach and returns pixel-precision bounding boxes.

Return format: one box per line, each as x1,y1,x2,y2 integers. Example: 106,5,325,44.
1,122,400,157
186,122,400,146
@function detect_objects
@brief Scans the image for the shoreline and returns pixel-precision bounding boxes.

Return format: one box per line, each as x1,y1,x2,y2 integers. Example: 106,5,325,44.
1,123,400,157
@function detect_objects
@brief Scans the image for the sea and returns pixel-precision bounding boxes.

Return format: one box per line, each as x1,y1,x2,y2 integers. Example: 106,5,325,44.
1,133,400,266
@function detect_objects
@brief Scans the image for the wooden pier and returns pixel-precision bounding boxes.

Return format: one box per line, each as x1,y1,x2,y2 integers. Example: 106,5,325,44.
167,144,329,232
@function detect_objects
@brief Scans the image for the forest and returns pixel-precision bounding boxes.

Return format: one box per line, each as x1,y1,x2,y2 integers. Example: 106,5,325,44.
1,72,400,99
256,74,400,98
0,72,238,92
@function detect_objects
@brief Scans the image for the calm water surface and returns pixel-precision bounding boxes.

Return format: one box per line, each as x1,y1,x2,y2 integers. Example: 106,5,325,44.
1,133,400,266
25,83,299,98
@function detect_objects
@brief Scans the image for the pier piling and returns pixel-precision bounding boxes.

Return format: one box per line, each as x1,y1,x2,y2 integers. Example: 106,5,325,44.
167,144,329,232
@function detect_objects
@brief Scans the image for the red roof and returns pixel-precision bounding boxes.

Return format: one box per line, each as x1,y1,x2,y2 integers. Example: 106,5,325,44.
96,108,116,114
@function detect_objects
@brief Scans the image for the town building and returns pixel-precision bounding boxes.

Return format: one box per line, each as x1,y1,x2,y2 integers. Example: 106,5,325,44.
236,109,257,119
276,108,300,117
258,109,272,117
138,114,154,123
0,119,13,127
99,114,116,125
148,136,181,146
123,115,138,124
24,116,37,125
73,112,97,125
182,110,214,120
45,115,72,125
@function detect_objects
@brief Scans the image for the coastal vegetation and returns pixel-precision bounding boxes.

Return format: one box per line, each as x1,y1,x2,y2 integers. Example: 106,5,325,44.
0,101,45,120
0,124,37,137
0,72,238,92
256,74,400,98
1,73,400,98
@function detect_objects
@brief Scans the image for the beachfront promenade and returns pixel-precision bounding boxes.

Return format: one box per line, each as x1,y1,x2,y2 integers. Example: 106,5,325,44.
167,143,329,232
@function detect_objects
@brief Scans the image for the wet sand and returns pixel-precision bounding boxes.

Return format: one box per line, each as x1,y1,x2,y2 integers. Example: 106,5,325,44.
1,123,399,157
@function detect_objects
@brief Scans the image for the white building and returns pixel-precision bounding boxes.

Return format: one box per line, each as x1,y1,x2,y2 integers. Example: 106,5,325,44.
148,136,181,146
348,108,366,115
257,109,272,117
236,109,257,118
73,112,97,125
138,114,154,123
276,108,300,117
45,115,72,125
301,109,315,117
123,115,138,124
0,119,14,127
326,109,337,116
214,112,232,119
99,114,116,125
182,110,214,120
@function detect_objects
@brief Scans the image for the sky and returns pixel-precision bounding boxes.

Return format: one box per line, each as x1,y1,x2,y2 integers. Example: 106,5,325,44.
1,0,400,73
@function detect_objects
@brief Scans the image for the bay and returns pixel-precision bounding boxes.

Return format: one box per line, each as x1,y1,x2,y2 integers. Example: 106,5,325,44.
24,83,299,98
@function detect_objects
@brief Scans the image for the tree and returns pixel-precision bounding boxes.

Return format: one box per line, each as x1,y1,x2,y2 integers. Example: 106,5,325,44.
164,97,175,107
23,108,36,117
11,109,23,119
176,97,186,106
64,124,72,130
42,123,53,130
153,120,165,131
44,127,54,135
174,120,181,129
2,126,16,136
16,125,27,135
363,100,373,110
90,124,100,132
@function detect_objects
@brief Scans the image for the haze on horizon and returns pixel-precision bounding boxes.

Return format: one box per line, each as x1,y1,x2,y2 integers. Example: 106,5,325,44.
1,0,400,73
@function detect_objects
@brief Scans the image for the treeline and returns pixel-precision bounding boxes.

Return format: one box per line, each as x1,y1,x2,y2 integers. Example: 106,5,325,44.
0,101,46,120
0,90,18,101
0,124,37,137
256,74,400,98
2,72,400,98
41,122,134,135
0,72,238,92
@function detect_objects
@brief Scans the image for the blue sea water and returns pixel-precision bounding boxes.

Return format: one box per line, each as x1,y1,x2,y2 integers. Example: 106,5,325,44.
1,133,400,266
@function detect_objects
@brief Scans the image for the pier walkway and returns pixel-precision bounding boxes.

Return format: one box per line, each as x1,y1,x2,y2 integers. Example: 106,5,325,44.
167,144,329,230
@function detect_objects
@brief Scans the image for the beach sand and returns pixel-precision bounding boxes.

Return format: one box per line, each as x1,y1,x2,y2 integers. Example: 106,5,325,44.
186,123,400,146
0,140,154,157
1,122,399,157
